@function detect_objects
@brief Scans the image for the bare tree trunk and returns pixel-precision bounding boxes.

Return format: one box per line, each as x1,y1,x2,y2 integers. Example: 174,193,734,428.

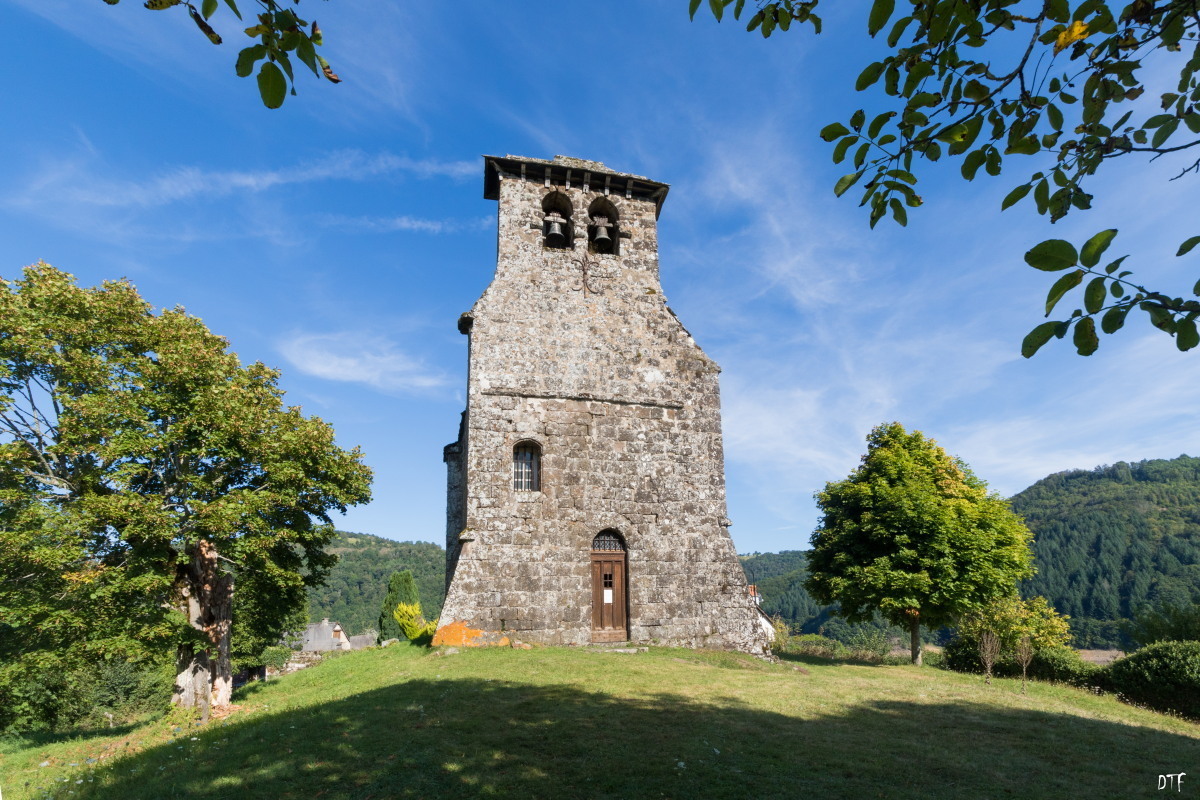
909,617,922,666
978,629,1001,685
1015,636,1034,695
173,539,234,712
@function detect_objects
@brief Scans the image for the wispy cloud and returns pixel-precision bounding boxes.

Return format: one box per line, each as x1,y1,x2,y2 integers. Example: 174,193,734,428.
322,214,491,235
7,150,474,211
278,332,448,395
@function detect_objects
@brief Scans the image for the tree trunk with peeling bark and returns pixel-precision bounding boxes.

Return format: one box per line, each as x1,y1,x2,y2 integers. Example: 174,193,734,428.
173,539,234,713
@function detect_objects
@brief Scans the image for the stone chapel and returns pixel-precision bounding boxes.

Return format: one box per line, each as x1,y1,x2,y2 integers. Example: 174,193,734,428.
433,155,769,653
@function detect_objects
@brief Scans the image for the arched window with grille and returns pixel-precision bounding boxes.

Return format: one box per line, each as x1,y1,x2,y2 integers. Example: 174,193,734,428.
513,441,541,491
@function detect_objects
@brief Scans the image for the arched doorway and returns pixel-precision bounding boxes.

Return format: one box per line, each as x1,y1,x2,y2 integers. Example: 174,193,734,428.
590,530,628,643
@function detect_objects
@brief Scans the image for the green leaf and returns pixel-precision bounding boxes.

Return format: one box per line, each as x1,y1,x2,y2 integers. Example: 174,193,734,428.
820,122,851,142
856,62,885,92
1151,118,1179,148
832,135,857,164
1177,236,1200,257
1083,276,1107,314
868,111,893,138
257,61,287,109
1004,135,1039,155
236,44,266,78
1046,103,1063,131
961,149,986,181
890,197,908,226
1080,229,1118,268
1073,317,1099,355
834,172,863,197
689,0,703,19
1100,305,1128,334
850,109,866,131
1025,239,1079,271
1177,319,1200,351
708,0,725,22
868,0,896,36
1022,321,1064,358
202,0,217,18
887,16,913,47
223,0,241,19
1046,269,1084,315
1001,183,1031,210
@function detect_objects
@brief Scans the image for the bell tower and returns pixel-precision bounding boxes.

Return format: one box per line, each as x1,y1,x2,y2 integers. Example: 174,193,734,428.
435,155,768,652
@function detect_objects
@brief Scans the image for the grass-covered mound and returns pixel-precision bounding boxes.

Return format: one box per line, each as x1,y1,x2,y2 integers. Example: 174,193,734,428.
4,645,1197,799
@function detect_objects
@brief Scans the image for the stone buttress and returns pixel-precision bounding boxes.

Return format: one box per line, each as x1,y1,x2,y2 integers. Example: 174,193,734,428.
435,155,768,653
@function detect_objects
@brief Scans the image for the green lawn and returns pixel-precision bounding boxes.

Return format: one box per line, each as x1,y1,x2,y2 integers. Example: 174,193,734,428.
3,645,1196,799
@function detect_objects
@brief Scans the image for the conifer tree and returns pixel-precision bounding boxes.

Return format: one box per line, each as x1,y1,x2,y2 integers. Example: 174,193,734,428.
378,570,421,643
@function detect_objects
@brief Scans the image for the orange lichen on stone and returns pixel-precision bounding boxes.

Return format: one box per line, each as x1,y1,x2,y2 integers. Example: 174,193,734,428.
432,620,510,648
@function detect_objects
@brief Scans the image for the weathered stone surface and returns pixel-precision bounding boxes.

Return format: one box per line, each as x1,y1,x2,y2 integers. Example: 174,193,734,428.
438,155,768,654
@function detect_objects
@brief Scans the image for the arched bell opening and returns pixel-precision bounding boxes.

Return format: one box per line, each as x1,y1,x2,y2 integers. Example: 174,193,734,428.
590,529,628,642
541,191,574,250
586,197,620,256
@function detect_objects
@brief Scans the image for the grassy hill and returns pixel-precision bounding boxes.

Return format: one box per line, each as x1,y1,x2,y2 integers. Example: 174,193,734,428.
306,532,445,635
5,646,1196,799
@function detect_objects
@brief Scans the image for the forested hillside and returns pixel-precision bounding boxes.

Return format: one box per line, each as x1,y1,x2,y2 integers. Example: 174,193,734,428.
1013,456,1200,648
307,532,445,635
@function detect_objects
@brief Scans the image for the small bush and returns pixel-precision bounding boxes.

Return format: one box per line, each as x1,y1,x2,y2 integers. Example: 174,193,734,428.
769,616,791,652
843,627,891,660
1108,641,1200,719
942,635,1103,687
260,646,294,673
921,650,945,669
786,634,847,659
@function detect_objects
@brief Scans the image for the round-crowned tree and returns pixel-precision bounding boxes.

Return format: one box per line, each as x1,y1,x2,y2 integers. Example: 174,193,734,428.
805,422,1034,665
0,263,372,715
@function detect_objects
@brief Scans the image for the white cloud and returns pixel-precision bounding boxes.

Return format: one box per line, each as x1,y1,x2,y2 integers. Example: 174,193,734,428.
322,214,491,235
6,150,474,211
278,332,448,395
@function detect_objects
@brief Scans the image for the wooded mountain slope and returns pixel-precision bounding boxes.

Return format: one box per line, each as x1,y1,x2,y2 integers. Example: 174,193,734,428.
1014,455,1200,647
306,532,445,635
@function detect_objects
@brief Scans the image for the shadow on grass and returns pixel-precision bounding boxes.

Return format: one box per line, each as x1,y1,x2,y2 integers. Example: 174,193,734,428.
2,718,150,752
775,651,901,668
59,677,1195,800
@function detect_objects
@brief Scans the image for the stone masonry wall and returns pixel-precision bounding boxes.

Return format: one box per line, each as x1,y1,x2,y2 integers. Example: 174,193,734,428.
437,159,767,653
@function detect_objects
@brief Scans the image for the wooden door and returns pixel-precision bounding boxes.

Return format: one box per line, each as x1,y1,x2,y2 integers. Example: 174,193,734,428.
590,551,627,643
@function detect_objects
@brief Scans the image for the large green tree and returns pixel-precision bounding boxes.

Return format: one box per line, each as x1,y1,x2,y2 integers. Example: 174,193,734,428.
695,0,1200,356
0,263,371,715
806,422,1034,664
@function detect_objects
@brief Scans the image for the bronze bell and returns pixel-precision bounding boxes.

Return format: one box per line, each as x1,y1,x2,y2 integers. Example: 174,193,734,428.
544,211,567,247
591,215,612,251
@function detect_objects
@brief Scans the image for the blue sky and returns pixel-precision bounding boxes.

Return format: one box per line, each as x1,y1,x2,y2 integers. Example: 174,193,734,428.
3,1,1198,555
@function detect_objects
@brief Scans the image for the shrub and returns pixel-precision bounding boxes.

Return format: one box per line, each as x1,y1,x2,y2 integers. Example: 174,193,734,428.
769,615,791,652
392,602,436,645
842,627,891,660
786,634,847,659
0,655,171,735
1108,641,1200,719
260,646,294,673
942,635,1103,687
921,649,945,669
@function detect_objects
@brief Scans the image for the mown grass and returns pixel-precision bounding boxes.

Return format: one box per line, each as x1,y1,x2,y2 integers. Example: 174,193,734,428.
2,644,1196,799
